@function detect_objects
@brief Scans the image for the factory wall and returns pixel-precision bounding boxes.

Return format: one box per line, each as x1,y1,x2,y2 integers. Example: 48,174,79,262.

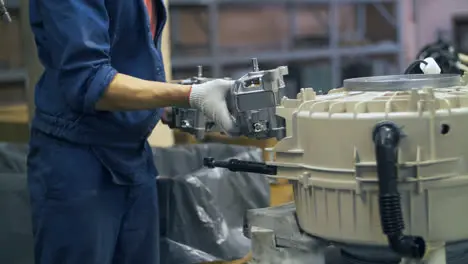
0,13,22,69
175,5,356,53
401,0,418,66
2,1,468,74
413,0,468,50
353,0,468,71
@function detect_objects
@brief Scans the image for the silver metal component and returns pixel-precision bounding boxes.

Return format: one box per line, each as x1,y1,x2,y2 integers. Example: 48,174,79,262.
344,74,461,91
181,120,191,129
252,58,260,72
227,61,288,139
169,61,287,140
253,122,267,133
197,65,203,78
246,203,327,264
166,66,216,140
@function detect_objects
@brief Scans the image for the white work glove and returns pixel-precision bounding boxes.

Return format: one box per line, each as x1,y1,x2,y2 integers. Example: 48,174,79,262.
189,79,235,132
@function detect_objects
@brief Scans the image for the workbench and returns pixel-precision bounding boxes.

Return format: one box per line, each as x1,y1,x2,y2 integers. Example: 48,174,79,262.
206,253,252,264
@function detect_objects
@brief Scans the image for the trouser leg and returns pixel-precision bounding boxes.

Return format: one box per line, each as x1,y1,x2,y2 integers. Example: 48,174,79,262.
27,134,127,264
113,179,160,264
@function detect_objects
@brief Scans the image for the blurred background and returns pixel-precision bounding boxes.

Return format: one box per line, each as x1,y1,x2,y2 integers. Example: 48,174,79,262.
1,0,468,143
1,1,468,263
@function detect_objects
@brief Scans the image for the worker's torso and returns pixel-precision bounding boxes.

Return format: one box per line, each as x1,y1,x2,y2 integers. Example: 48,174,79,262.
27,0,167,184
29,0,167,148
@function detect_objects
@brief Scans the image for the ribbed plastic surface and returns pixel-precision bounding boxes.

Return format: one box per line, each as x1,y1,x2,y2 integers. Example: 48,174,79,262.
269,80,468,246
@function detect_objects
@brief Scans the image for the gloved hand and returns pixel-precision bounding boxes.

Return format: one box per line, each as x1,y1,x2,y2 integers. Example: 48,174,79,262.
189,79,235,132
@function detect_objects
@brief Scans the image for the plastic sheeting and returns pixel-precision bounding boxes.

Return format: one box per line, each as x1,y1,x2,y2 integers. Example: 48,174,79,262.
0,142,270,264
0,143,34,264
154,143,270,263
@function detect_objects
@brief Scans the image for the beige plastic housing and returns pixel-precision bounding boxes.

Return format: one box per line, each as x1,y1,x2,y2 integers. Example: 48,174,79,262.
267,85,468,246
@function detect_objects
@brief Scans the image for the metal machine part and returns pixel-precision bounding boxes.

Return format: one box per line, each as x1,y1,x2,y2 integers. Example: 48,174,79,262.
245,203,468,264
169,59,287,140
166,66,216,140
205,73,468,264
227,58,287,140
245,203,328,264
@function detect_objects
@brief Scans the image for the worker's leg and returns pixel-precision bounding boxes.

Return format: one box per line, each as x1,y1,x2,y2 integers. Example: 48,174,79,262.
112,172,160,264
27,130,127,264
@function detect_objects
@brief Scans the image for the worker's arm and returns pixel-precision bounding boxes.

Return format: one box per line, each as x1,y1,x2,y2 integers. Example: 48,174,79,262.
96,75,235,130
95,73,192,110
39,0,234,130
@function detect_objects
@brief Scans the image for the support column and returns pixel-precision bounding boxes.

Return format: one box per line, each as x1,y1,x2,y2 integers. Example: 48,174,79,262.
395,0,406,72
208,1,221,77
329,0,341,88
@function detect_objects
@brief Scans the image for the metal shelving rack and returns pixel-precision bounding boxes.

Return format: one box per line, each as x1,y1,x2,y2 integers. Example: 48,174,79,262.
0,0,22,84
168,0,405,88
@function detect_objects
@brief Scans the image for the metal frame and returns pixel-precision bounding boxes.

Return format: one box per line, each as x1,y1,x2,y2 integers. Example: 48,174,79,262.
0,69,26,83
329,0,341,87
4,0,19,8
171,43,400,66
1,0,405,90
0,0,43,121
169,0,404,85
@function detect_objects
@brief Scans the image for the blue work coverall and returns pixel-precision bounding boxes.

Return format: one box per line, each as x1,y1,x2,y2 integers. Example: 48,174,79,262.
27,0,167,263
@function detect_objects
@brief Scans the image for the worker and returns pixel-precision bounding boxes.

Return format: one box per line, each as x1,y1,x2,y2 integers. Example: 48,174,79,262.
26,0,234,264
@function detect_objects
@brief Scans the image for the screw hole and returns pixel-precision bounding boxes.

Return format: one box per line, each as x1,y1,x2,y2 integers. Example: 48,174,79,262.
441,124,450,135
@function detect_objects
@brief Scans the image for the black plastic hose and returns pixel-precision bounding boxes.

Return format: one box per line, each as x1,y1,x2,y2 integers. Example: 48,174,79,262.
372,121,426,259
416,39,463,75
203,157,277,175
404,60,428,74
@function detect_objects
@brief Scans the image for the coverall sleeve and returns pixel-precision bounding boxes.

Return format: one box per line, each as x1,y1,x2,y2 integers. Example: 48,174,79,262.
39,0,117,114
